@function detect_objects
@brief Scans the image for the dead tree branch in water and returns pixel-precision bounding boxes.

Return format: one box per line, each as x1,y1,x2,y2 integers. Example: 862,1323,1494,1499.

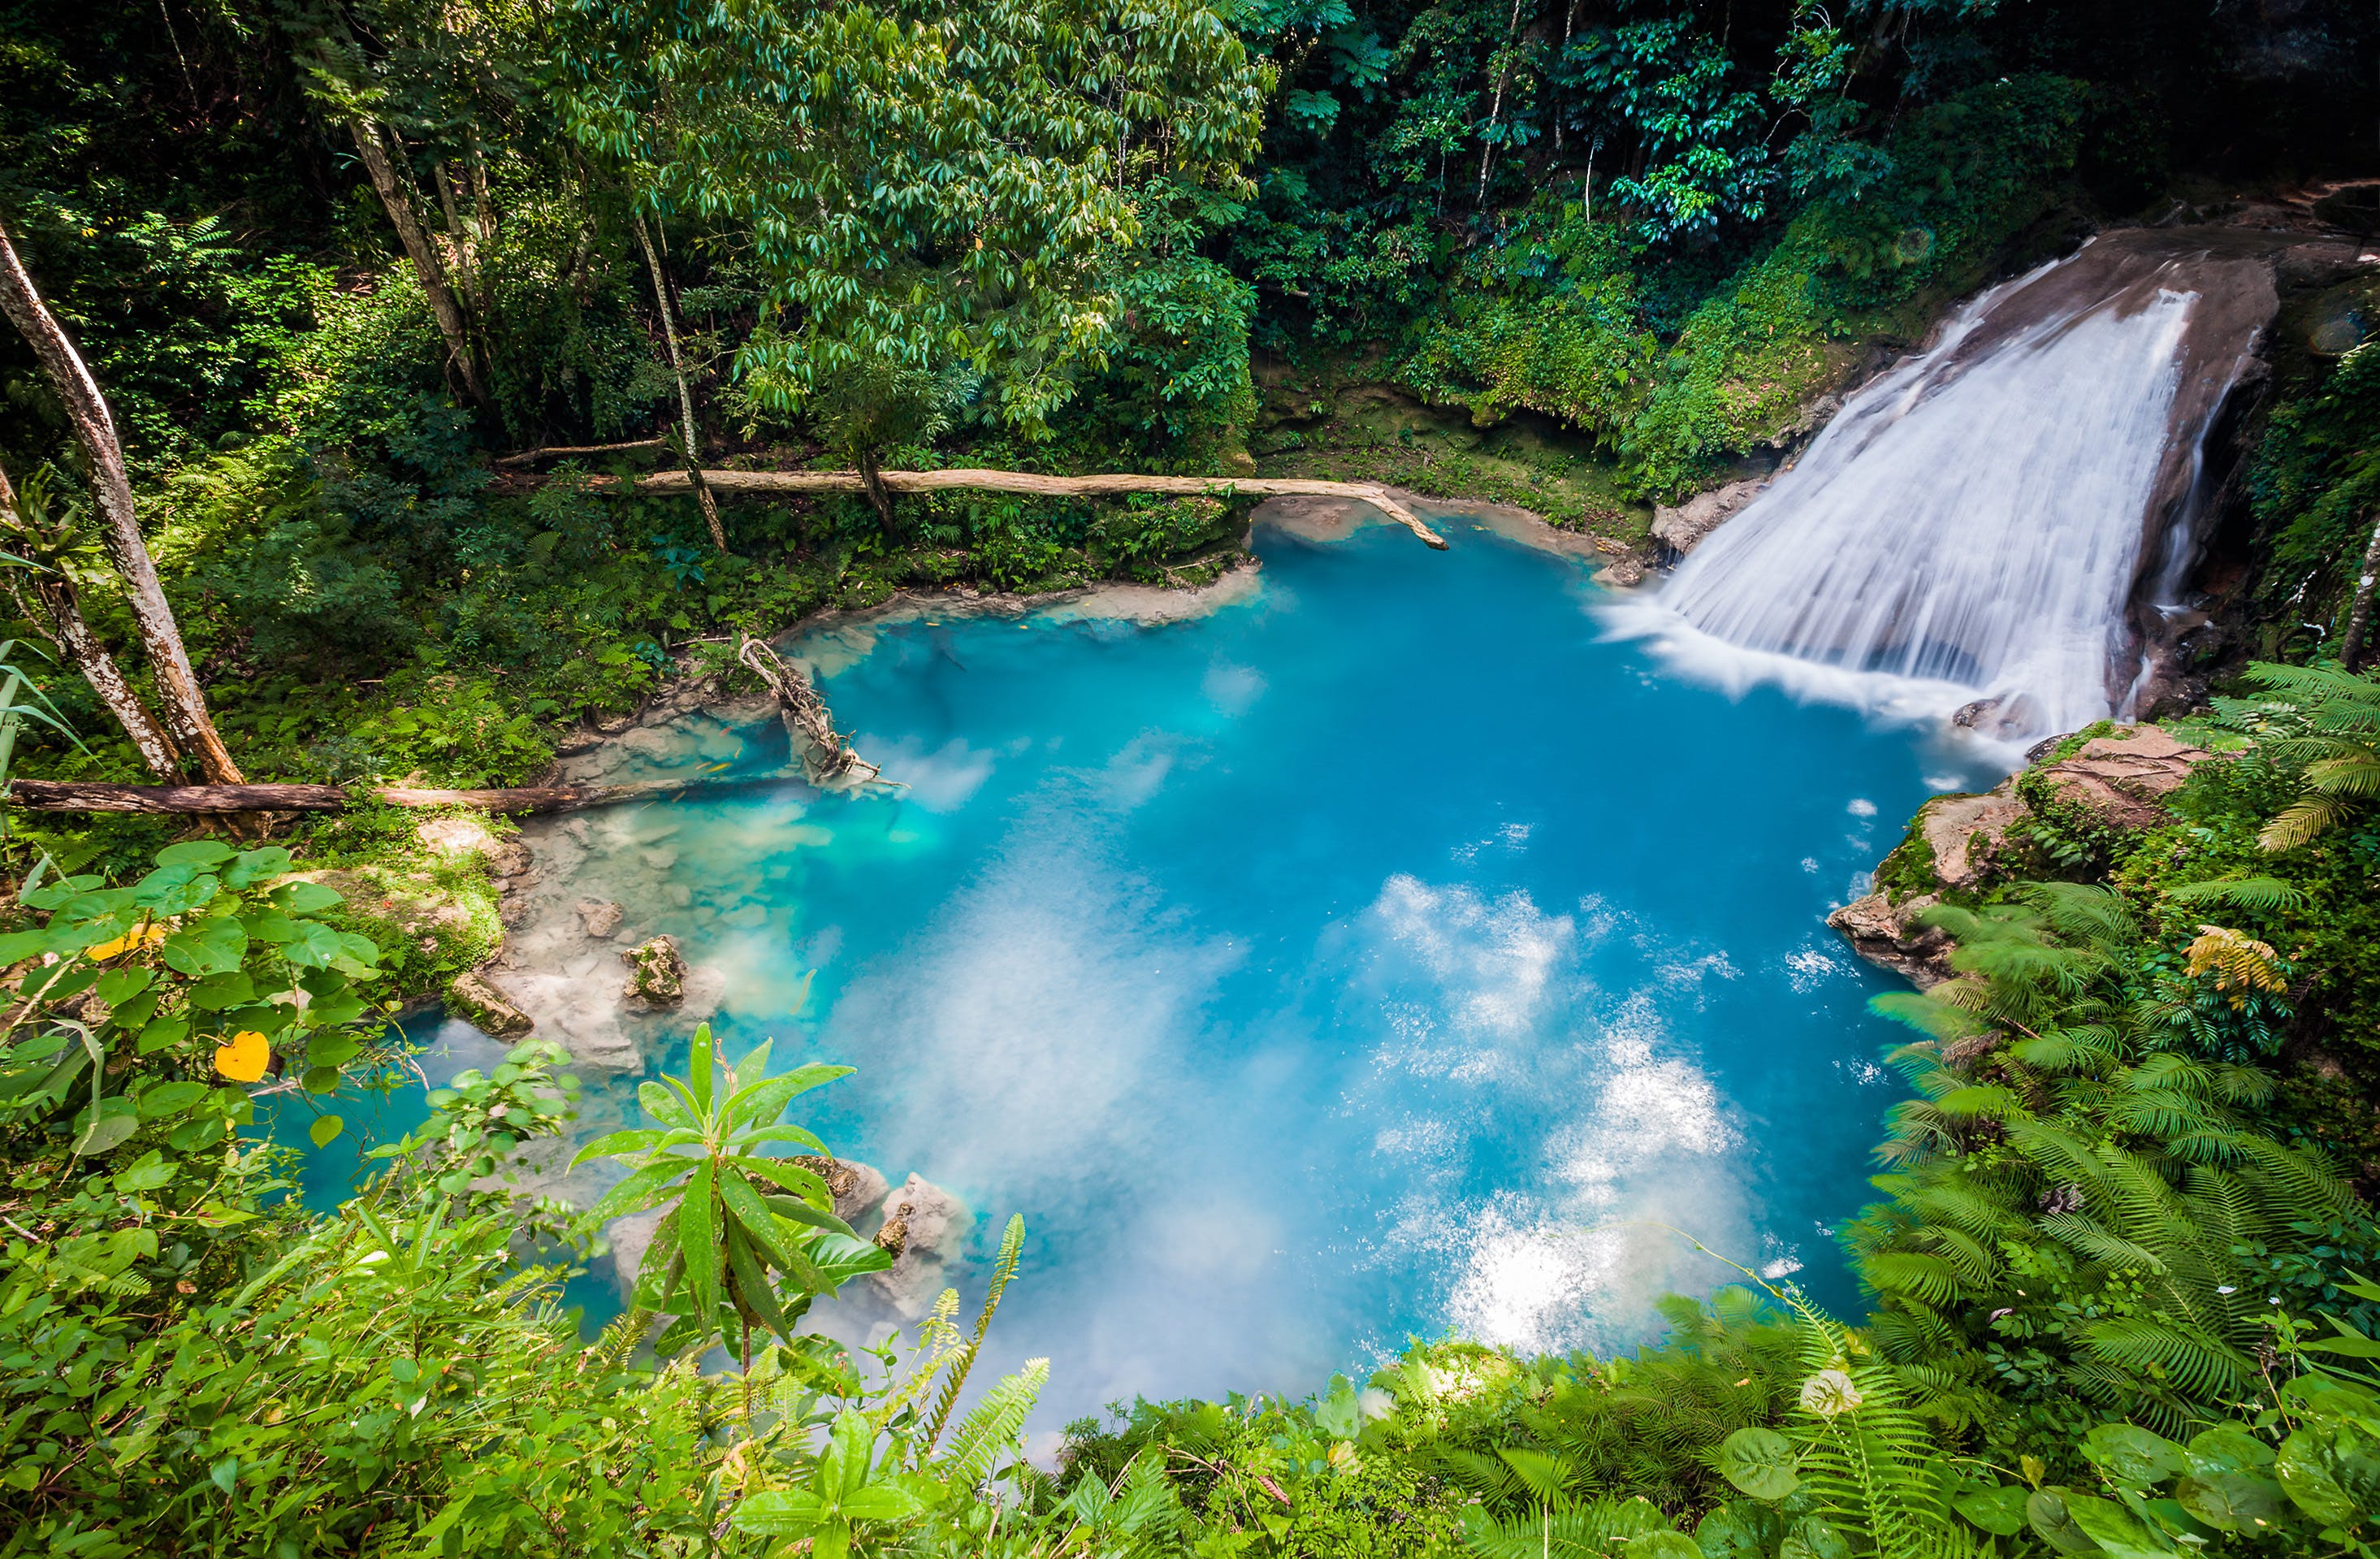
737,635,881,784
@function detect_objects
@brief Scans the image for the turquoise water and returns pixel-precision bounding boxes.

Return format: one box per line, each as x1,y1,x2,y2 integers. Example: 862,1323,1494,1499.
296,509,1997,1427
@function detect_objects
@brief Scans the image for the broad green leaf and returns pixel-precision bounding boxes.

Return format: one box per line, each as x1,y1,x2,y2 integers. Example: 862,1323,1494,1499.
1695,1503,1783,1559
730,1489,831,1536
270,881,343,914
2184,1424,2274,1476
682,1161,720,1319
723,1223,790,1336
72,1109,139,1157
157,840,234,869
840,1482,935,1522
2173,1473,2290,1533
2082,1425,2188,1490
1780,1516,1850,1559
687,1024,714,1114
824,1407,875,1496
718,1171,796,1268
112,1150,175,1193
2061,1493,2174,1559
136,1080,210,1118
222,847,292,888
637,1080,698,1129
730,1122,829,1153
2274,1428,2358,1525
309,1115,344,1147
1954,1483,2031,1536
586,1158,693,1221
567,1128,671,1171
729,1063,855,1129
1625,1533,1700,1559
2027,1491,2105,1556
1717,1426,1800,1500
738,1155,834,1206
279,920,349,969
760,1193,857,1238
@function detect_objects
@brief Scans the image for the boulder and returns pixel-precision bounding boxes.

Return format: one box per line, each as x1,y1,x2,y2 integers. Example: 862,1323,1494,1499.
790,1154,892,1225
1827,892,1955,988
2032,725,2210,831
1651,476,1768,556
620,935,689,1007
447,969,534,1037
868,1173,971,1320
1592,556,1647,587
608,1206,667,1296
1915,790,2027,891
576,898,625,939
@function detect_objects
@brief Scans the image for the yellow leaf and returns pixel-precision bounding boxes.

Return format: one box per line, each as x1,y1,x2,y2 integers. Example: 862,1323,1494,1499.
214,1030,270,1083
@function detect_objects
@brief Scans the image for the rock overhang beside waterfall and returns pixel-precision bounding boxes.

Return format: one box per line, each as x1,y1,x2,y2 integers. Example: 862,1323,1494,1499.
1830,722,2217,981
1650,475,1769,556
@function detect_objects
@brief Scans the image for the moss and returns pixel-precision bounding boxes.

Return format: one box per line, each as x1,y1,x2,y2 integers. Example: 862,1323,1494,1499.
2039,718,2119,765
1872,810,1945,902
293,803,510,1002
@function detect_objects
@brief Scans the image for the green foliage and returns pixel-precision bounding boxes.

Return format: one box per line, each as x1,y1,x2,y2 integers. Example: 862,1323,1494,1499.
571,1024,889,1359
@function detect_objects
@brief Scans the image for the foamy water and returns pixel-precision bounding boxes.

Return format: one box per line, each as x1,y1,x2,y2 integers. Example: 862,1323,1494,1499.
1608,237,2269,750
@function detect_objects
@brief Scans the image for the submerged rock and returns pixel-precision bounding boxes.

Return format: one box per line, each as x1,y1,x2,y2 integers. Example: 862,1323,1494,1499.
868,1173,970,1319
790,1154,891,1226
447,969,534,1037
1651,475,1768,556
575,899,625,939
620,935,688,1007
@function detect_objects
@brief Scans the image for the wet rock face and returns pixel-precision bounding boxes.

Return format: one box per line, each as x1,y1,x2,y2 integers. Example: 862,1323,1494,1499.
620,934,688,1007
1651,475,1768,556
447,970,534,1037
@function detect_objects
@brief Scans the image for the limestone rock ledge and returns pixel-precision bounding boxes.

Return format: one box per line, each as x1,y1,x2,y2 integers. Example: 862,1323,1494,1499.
1833,723,2214,982
1651,475,1769,556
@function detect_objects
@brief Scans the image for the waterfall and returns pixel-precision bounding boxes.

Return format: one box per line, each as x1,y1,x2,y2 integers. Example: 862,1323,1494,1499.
1607,231,2279,751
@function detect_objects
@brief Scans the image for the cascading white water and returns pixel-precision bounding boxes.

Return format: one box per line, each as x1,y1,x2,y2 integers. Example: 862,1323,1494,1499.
1607,232,2278,752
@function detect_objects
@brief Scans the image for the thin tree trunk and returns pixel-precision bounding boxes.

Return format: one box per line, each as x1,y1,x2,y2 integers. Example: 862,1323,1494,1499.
1476,0,1529,208
631,210,729,552
2341,510,2380,672
348,119,493,414
0,212,243,782
0,461,180,776
433,157,495,371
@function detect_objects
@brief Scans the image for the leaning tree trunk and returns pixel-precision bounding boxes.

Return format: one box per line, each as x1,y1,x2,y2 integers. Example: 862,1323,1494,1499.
0,461,180,777
631,210,729,552
0,212,244,782
348,120,493,415
738,635,879,784
2340,511,2380,673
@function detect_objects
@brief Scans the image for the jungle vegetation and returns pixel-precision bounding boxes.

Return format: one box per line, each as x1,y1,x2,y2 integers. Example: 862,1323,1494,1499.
2,0,2379,1554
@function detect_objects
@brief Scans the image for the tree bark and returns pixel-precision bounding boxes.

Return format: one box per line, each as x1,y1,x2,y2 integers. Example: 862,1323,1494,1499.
2342,510,2380,673
0,460,180,777
617,467,1451,548
348,119,493,415
0,211,245,782
632,210,729,552
6,776,806,816
493,439,666,467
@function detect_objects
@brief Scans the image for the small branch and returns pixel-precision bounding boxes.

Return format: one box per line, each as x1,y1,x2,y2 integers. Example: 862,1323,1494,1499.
737,635,881,785
492,439,668,467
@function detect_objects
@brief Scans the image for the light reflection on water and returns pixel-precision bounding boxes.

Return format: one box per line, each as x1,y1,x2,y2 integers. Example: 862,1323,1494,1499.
300,510,2001,1427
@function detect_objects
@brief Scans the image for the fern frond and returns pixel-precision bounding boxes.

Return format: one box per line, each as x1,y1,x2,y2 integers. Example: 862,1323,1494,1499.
938,1356,1047,1487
